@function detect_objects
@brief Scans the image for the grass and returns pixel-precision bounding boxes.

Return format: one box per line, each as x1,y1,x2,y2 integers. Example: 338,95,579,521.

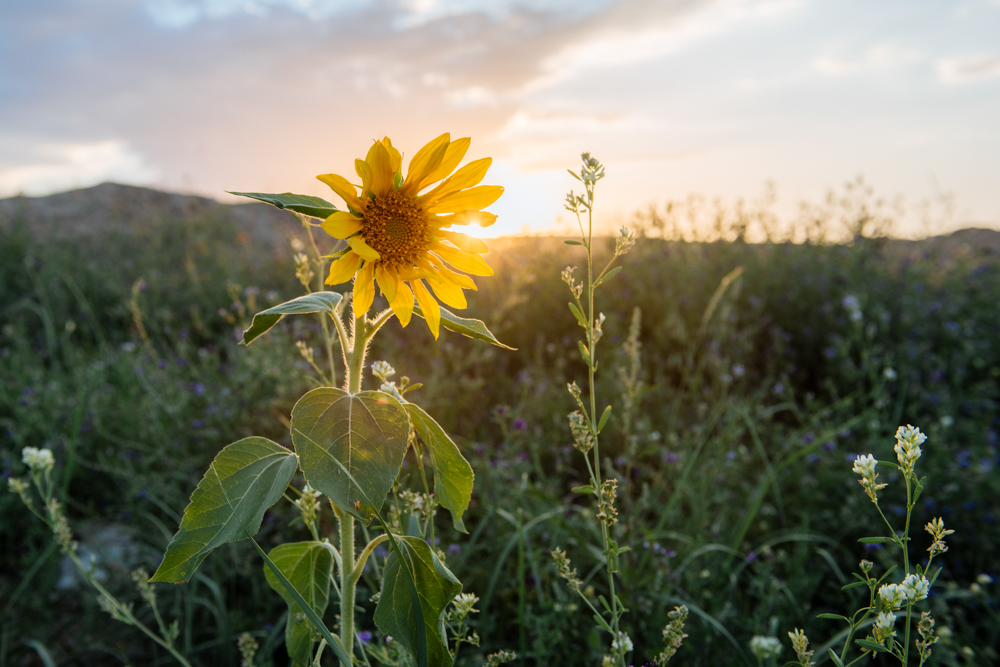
1,202,998,666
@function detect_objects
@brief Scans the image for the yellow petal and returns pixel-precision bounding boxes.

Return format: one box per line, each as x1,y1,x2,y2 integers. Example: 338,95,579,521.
401,133,450,196
437,229,489,254
347,235,380,261
411,256,446,284
322,211,364,239
365,141,394,197
432,211,498,228
390,280,414,327
381,137,402,174
431,243,494,276
355,159,372,196
436,264,477,290
429,277,467,309
423,137,470,185
427,185,504,214
353,261,376,317
317,173,366,213
374,264,397,302
419,157,492,207
411,279,440,339
325,251,361,285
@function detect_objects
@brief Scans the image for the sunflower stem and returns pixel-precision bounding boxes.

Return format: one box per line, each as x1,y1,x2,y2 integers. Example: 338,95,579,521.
334,309,372,666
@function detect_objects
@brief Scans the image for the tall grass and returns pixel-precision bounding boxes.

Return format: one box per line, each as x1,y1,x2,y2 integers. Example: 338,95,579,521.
2,196,998,665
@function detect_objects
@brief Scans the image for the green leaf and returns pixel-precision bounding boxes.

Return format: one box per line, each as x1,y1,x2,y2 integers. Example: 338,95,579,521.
291,388,409,523
841,581,867,591
593,265,623,288
578,341,591,366
817,613,850,621
404,404,474,533
374,536,462,667
242,291,343,345
150,437,297,583
263,542,334,667
571,485,594,494
828,648,845,667
228,191,338,219
564,239,583,245
855,639,889,653
597,405,612,433
568,302,587,328
239,509,352,666
857,536,894,544
413,304,515,350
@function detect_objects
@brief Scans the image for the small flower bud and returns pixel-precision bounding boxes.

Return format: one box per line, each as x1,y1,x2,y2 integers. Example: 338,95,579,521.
787,629,815,667
551,547,582,590
294,252,314,288
615,227,635,256
371,360,396,382
568,410,594,453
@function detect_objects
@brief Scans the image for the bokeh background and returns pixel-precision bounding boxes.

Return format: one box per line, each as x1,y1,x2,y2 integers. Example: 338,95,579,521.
2,2,1000,666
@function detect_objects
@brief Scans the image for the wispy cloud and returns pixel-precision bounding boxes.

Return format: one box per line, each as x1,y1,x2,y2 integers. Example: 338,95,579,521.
813,44,922,76
0,138,157,196
936,54,1000,83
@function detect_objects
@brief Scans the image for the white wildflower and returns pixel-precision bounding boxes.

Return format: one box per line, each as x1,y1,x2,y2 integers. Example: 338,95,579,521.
749,636,782,660
611,631,633,654
852,454,877,478
879,583,905,610
894,425,926,473
22,447,55,473
901,573,930,603
875,611,897,631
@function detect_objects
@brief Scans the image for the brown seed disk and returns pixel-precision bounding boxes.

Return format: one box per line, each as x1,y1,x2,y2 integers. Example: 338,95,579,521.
362,190,431,267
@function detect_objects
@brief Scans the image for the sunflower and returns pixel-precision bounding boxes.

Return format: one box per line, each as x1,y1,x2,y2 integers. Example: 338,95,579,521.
318,134,503,338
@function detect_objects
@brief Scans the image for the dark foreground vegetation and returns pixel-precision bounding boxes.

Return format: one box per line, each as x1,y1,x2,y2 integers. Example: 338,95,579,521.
1,185,998,666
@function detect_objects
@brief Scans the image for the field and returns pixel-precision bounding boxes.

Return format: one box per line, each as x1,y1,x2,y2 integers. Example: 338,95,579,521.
1,185,998,666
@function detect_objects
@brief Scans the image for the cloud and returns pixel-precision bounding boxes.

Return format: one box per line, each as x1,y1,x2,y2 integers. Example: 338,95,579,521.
0,138,157,196
813,44,922,76
936,54,1000,83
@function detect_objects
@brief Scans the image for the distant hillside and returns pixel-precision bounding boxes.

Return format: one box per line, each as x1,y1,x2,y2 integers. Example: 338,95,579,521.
0,182,301,246
1,183,998,259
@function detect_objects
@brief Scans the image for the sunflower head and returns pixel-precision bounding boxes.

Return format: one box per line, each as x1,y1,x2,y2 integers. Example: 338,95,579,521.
318,134,503,339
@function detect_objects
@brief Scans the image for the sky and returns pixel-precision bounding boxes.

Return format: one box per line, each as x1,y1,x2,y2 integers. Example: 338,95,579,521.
2,0,999,237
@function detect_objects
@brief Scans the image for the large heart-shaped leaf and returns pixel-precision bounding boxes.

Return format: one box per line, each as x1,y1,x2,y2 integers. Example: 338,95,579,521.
413,305,514,350
405,404,474,533
263,541,335,667
228,191,338,219
150,437,297,583
242,291,344,345
374,536,462,667
291,388,409,523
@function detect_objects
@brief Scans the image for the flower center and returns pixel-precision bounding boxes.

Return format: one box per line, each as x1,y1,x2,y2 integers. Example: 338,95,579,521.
361,190,430,267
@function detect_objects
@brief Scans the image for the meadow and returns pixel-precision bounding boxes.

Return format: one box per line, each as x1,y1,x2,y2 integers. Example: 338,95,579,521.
1,189,998,666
